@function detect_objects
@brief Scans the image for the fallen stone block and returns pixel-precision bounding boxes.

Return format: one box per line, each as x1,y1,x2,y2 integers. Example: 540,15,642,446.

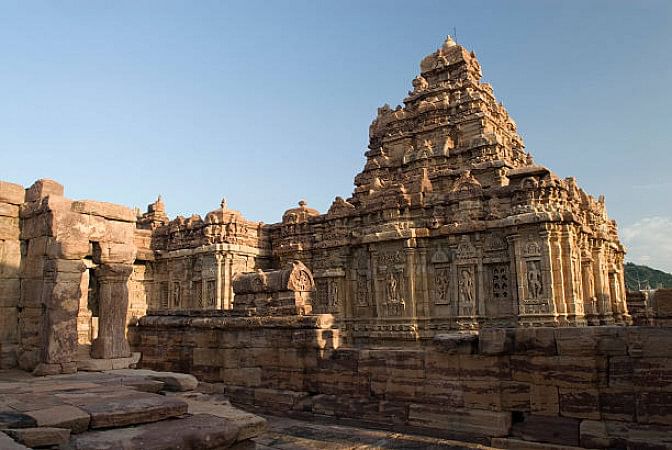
3,427,70,448
69,414,251,450
26,404,90,433
109,369,198,391
56,390,188,429
180,396,267,441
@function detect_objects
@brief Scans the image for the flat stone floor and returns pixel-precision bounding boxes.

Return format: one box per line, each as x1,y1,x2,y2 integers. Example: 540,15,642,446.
254,415,494,450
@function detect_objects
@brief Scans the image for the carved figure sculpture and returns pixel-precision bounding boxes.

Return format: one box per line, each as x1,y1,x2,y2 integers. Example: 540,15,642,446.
527,261,543,299
459,269,474,314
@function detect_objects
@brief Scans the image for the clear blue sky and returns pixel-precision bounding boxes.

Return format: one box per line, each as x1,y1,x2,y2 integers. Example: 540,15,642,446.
1,1,671,269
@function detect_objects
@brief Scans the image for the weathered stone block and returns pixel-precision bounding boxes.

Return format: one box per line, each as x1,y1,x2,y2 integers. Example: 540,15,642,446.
26,405,90,433
3,427,70,448
0,181,25,205
511,356,607,387
599,389,636,421
459,355,511,380
70,200,136,223
0,431,30,450
432,331,478,354
25,179,64,202
501,381,530,411
479,328,514,355
220,367,262,387
0,307,19,342
0,203,19,218
627,328,672,358
530,384,559,416
420,379,465,407
511,415,580,446
514,328,557,355
0,279,21,307
408,404,511,437
558,388,600,419
636,391,672,425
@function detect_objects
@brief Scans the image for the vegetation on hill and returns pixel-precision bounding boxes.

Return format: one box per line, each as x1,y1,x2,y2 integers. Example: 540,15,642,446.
624,262,672,291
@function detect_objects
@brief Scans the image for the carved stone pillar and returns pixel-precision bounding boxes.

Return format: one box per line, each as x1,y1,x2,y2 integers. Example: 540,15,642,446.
547,228,568,323
42,259,87,368
560,227,586,325
404,244,417,320
416,245,430,319
592,244,614,325
90,263,133,359
215,252,224,309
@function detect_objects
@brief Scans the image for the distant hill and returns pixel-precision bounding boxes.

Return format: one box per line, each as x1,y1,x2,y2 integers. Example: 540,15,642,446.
624,262,672,291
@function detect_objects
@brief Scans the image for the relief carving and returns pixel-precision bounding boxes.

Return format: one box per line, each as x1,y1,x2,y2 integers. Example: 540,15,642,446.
434,267,451,305
492,265,509,300
458,268,475,315
526,260,543,300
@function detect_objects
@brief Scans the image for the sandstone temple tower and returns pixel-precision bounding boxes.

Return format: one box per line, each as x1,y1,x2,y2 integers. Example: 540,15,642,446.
0,36,629,372
267,36,628,337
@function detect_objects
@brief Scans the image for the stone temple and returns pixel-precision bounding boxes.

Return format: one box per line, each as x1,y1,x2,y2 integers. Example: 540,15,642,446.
1,37,669,449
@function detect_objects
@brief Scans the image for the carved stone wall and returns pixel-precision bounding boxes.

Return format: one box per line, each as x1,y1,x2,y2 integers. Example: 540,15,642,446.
264,37,628,341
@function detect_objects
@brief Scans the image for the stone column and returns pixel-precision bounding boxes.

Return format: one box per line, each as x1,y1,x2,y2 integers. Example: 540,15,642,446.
90,263,133,359
416,246,429,318
404,244,417,320
215,252,224,309
36,259,87,374
547,229,567,322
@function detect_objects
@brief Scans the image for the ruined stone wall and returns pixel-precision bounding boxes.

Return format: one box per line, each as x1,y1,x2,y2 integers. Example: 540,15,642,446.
0,181,24,368
0,179,142,373
130,315,672,449
626,288,672,327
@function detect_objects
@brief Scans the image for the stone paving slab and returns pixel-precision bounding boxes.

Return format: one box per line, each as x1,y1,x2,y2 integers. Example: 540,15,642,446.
3,426,70,447
254,415,495,450
0,369,267,449
25,404,91,433
110,368,199,391
69,414,244,450
173,392,267,441
54,390,188,429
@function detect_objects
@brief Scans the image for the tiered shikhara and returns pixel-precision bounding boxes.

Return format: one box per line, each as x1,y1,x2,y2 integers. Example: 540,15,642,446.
145,37,628,340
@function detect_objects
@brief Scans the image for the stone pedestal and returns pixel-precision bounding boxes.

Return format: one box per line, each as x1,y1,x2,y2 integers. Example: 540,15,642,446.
91,264,133,359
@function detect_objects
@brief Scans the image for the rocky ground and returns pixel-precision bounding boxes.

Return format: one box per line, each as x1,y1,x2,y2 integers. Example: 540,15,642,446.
0,369,264,449
0,368,496,449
